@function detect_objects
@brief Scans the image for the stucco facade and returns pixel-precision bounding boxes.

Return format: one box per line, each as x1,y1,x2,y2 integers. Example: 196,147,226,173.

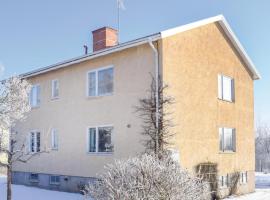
160,22,255,195
12,16,258,196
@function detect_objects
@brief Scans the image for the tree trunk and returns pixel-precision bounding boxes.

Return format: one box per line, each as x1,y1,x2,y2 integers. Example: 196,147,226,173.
7,166,12,200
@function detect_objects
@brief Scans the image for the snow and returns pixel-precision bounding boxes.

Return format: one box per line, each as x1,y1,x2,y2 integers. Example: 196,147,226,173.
0,175,83,200
225,172,270,200
0,172,270,200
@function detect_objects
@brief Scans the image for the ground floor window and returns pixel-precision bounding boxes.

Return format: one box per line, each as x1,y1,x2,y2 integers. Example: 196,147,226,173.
29,173,39,182
88,126,114,153
50,175,60,185
219,174,229,188
240,171,248,184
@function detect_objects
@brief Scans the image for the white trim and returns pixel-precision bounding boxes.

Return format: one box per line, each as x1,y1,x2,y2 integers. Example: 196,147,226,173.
51,128,58,150
49,175,60,185
219,127,236,153
30,84,41,108
86,65,114,97
29,130,40,153
161,15,224,38
21,15,260,80
86,125,114,155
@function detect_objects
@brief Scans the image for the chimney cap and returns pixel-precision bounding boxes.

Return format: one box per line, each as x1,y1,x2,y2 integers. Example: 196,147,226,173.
92,26,118,33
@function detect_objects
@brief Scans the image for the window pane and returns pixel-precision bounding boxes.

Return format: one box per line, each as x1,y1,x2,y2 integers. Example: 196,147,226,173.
88,72,96,96
52,80,59,98
222,76,232,101
219,128,223,151
30,132,35,152
224,128,233,151
36,132,40,152
52,129,58,149
98,127,113,152
98,68,113,95
89,128,96,152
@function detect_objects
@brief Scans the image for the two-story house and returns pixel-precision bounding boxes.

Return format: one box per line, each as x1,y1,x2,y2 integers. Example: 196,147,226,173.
12,15,260,196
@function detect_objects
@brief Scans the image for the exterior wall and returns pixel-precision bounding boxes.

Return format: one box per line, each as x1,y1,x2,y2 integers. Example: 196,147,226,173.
12,171,96,193
161,22,255,193
13,43,155,178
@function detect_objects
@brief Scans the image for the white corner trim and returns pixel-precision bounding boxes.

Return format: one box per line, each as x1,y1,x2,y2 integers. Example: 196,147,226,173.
160,14,261,80
160,15,224,38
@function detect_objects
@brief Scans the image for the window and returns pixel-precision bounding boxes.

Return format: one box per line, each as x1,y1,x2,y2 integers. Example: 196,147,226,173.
240,171,248,185
50,176,60,185
51,129,58,150
29,173,39,182
87,67,114,97
88,126,113,153
219,128,236,152
51,80,59,99
218,74,234,102
30,85,41,107
29,131,40,153
219,175,229,188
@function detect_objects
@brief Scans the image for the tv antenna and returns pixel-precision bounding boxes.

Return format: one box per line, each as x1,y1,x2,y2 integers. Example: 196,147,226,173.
117,0,125,43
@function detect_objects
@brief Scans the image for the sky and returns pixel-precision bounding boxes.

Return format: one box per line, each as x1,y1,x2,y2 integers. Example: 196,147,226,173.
0,0,269,124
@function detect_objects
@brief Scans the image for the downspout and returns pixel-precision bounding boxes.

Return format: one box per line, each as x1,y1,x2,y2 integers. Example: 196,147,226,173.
148,38,159,155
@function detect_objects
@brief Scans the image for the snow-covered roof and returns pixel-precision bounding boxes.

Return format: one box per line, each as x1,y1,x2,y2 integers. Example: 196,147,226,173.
22,15,260,80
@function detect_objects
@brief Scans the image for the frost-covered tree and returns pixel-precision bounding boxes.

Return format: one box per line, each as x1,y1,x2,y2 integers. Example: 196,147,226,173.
135,75,175,156
84,153,210,200
256,123,270,172
0,76,31,200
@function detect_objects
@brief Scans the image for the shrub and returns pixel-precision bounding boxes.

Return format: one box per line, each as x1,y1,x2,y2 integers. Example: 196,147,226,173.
84,154,211,200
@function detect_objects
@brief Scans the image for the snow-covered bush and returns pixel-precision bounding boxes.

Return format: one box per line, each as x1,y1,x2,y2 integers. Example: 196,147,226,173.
84,154,211,200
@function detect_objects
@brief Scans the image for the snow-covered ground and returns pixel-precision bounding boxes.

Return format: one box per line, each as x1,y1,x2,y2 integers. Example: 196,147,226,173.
225,173,270,200
0,175,83,200
1,173,270,200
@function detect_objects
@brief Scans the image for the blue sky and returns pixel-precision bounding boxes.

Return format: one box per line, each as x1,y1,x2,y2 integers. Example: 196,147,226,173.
0,0,269,123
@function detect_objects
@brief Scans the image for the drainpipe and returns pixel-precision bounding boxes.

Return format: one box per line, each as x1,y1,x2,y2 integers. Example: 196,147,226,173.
148,38,159,155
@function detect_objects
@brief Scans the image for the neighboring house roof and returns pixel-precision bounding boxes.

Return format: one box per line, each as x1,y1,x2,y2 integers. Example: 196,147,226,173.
22,15,260,80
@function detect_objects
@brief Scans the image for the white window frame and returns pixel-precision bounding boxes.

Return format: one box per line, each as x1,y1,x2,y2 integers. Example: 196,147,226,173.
29,84,41,108
219,127,236,153
49,175,60,185
51,79,59,99
51,129,59,150
240,171,248,185
86,66,114,97
29,130,41,153
29,173,39,183
218,74,234,102
87,125,114,155
219,174,229,188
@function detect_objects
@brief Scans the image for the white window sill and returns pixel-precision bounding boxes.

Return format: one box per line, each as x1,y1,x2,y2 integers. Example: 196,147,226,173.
218,97,234,103
219,151,236,154
87,93,113,99
31,106,40,109
51,97,59,101
87,152,113,156
50,182,60,186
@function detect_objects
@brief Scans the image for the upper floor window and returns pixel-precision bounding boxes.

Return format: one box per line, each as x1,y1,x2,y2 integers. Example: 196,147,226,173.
51,79,59,99
219,127,236,152
29,131,40,153
218,74,234,102
87,66,114,97
30,85,41,107
51,129,59,150
88,126,114,153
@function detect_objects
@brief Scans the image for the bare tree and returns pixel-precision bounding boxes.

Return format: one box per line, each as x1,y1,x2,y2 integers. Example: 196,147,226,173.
0,76,49,200
256,123,270,172
84,153,210,200
135,75,175,156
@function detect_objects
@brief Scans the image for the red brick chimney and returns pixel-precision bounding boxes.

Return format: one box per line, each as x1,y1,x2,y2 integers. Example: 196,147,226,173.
92,27,118,52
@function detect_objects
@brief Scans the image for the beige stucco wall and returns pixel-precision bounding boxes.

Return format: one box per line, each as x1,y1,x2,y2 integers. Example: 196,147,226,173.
161,22,255,193
13,44,155,177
